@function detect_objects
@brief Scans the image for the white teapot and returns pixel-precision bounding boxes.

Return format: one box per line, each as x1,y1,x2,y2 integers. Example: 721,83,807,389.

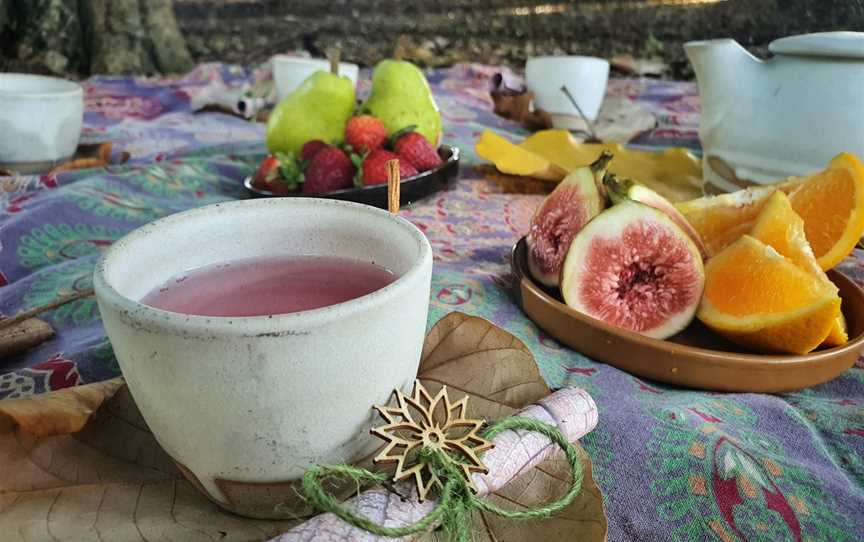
685,32,864,193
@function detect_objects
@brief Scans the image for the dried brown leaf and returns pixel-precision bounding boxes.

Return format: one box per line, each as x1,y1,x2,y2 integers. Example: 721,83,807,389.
416,312,607,542
0,317,54,358
418,311,550,422
0,312,605,541
0,382,292,541
0,377,125,436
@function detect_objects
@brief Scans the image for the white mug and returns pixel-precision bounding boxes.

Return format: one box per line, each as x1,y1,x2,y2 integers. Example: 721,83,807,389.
0,73,83,171
94,198,432,518
273,55,359,101
526,56,610,126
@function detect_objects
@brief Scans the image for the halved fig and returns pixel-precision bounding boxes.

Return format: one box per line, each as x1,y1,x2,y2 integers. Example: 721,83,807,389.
604,173,708,259
526,152,611,287
561,201,705,339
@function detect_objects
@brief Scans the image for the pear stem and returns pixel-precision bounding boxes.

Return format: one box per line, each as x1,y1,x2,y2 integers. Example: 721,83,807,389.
394,36,407,61
387,160,401,215
327,48,340,75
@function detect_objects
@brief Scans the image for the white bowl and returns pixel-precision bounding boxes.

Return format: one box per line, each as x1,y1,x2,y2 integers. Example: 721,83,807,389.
93,198,432,518
526,56,610,124
273,55,359,101
0,73,83,170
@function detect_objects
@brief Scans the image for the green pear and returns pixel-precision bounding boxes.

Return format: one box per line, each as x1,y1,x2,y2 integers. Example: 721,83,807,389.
266,71,356,155
365,60,442,146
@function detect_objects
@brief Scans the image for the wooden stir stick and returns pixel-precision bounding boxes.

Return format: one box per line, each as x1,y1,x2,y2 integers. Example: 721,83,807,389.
386,159,401,215
0,289,94,332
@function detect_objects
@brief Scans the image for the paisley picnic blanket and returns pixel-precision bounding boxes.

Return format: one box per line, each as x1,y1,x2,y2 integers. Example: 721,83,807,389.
1,62,862,541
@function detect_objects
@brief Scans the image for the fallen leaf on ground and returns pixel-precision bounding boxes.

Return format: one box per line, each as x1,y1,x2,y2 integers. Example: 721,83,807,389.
0,312,606,541
0,384,291,541
415,312,607,542
0,377,125,436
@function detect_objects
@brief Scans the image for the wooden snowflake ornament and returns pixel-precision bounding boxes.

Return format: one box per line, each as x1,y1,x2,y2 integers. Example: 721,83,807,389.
370,380,494,501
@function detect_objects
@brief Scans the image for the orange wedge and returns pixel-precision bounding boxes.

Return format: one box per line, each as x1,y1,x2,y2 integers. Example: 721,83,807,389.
675,180,803,257
677,153,864,269
787,153,864,270
823,311,849,347
697,235,841,355
749,191,845,347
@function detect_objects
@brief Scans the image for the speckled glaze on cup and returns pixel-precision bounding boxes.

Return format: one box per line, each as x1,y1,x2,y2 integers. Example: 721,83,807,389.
0,73,83,172
93,198,432,518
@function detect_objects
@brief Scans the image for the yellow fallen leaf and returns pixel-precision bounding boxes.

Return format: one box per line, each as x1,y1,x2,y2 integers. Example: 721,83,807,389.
475,130,568,181
0,377,125,437
519,129,704,202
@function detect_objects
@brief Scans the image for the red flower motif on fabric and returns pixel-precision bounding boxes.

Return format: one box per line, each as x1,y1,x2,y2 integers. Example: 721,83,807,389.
5,193,35,213
86,95,165,120
32,355,82,391
565,367,597,376
712,436,801,542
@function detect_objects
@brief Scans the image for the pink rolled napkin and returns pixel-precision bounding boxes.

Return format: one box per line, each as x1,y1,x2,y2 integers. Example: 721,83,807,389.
271,387,598,542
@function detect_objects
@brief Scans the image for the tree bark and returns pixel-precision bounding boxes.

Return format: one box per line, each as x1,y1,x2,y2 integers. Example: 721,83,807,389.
1,0,192,77
143,0,194,73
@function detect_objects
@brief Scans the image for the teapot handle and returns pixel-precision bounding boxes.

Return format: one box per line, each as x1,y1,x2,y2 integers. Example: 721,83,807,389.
769,32,864,59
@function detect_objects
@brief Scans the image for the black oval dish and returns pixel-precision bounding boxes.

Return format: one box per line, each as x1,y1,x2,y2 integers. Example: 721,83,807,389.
244,145,459,209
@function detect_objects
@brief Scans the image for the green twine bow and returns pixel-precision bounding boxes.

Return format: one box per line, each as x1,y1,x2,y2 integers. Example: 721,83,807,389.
302,417,584,542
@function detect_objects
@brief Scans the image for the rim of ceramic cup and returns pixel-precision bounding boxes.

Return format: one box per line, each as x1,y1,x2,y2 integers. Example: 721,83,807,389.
526,55,610,66
93,198,432,335
272,55,359,68
0,73,83,99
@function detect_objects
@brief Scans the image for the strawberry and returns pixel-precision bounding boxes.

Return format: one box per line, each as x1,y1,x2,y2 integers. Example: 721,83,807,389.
252,155,281,187
252,153,302,194
361,149,418,186
299,139,329,163
393,130,442,172
345,115,388,154
302,146,355,193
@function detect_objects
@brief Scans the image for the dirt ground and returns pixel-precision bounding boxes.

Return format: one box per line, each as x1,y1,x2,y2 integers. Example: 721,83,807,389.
2,0,863,78
174,0,864,78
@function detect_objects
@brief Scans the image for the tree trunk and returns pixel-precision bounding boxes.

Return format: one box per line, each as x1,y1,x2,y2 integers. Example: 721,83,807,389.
1,0,192,77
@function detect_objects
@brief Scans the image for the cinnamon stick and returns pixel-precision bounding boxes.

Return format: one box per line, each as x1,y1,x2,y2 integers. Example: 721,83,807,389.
386,159,401,215
50,158,104,174
0,318,54,359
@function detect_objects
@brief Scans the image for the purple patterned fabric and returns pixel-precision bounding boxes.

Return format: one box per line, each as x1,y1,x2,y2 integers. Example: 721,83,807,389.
1,62,861,540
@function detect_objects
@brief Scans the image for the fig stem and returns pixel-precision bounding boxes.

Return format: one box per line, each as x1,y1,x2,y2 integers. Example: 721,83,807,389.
591,151,614,174
603,173,635,205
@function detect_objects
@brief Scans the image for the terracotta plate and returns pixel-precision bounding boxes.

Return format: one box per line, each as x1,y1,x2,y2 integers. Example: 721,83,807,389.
244,145,459,209
511,237,864,393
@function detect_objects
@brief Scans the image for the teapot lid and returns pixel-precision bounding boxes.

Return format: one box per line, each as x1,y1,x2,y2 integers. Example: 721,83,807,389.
769,32,864,59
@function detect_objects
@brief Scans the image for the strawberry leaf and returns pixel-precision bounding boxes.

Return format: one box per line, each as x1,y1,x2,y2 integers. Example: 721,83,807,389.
274,151,304,190
349,151,365,170
388,125,417,148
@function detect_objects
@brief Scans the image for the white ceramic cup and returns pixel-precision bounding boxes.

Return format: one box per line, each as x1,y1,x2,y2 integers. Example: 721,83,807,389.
93,198,432,518
273,55,359,101
0,73,83,171
525,56,610,126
